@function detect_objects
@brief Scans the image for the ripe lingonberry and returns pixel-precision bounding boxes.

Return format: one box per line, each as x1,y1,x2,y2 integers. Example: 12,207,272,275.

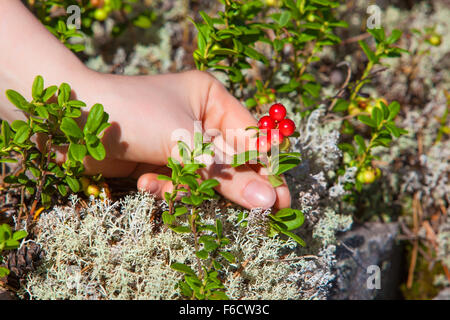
269,103,286,122
256,135,271,153
258,116,276,130
278,119,295,137
270,129,284,145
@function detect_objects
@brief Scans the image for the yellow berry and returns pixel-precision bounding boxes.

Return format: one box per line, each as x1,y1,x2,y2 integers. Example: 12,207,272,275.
86,184,100,198
428,34,442,46
357,167,377,184
348,102,362,116
94,8,108,21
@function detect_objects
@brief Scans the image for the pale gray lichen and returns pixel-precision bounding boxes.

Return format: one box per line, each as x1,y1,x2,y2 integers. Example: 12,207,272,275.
22,193,337,300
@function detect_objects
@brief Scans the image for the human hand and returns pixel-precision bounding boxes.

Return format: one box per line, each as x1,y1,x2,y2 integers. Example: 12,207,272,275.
70,70,291,210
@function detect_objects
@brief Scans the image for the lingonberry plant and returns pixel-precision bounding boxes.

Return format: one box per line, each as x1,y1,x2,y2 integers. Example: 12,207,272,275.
1,75,111,217
27,0,156,52
158,126,305,299
191,2,409,210
330,28,408,196
231,102,305,246
234,102,301,187
0,224,27,277
158,133,231,300
191,0,347,111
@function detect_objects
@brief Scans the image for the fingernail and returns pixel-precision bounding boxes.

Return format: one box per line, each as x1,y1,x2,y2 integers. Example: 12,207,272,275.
146,180,159,194
243,180,276,209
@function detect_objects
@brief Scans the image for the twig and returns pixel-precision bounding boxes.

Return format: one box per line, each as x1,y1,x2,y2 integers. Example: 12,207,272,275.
266,255,319,263
327,61,352,113
29,134,52,220
407,192,421,289
341,32,371,45
233,256,253,279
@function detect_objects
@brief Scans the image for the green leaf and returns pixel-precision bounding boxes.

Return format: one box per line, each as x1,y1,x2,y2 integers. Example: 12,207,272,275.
157,175,172,181
268,174,284,187
385,122,401,138
279,11,291,27
13,124,31,144
372,107,383,128
219,251,235,263
1,120,13,145
4,239,20,250
368,27,385,43
270,208,304,231
58,184,68,196
0,224,13,242
6,90,29,111
359,40,377,63
162,211,176,225
174,206,188,217
0,267,10,277
57,83,71,106
68,143,87,162
203,240,219,252
245,98,257,108
84,104,104,135
65,176,80,192
278,229,306,246
67,100,86,107
12,230,27,241
179,175,199,189
388,101,401,121
169,225,191,233
199,11,214,28
386,29,402,45
196,250,209,260
210,47,239,56
216,219,223,238
357,115,376,128
354,134,366,153
171,262,196,276
11,120,27,131
42,85,58,102
86,139,106,161
32,75,44,100
133,15,152,29
35,105,49,119
232,150,259,167
178,281,193,297
61,117,83,139
199,179,219,193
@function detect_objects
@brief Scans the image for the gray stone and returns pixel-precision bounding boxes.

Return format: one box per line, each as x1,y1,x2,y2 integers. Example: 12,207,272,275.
433,288,450,300
329,222,403,300
0,287,16,300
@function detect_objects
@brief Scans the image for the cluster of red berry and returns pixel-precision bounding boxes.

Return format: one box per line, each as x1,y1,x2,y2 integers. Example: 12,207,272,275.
256,103,296,153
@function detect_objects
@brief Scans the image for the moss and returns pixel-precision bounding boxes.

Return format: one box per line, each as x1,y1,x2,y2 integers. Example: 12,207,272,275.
400,243,446,300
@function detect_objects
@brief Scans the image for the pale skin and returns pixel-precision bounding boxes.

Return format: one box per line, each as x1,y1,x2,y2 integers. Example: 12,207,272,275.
0,0,291,210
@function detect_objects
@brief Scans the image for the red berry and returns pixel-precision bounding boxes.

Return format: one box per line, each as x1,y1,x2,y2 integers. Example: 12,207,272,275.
258,116,276,130
256,135,271,153
270,129,284,145
278,119,295,137
269,103,286,121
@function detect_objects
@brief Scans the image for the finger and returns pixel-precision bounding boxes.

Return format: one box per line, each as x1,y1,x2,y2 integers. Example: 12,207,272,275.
199,78,291,209
136,172,175,200
200,163,277,210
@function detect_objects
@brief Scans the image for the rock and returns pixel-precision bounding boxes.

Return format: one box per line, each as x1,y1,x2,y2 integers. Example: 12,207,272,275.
329,222,403,300
433,288,450,300
0,287,16,300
